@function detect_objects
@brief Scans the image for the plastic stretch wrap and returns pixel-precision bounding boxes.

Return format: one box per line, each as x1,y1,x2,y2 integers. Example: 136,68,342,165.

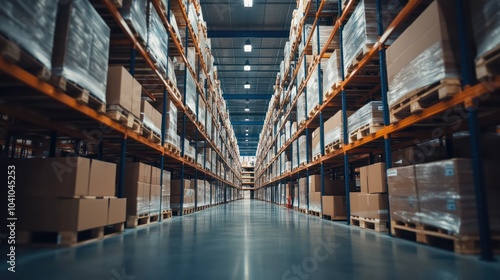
307,66,320,115
53,0,110,103
170,11,182,45
121,0,148,42
147,6,168,74
284,41,291,73
312,26,340,56
187,3,198,37
188,47,196,73
387,166,419,223
297,92,306,124
184,138,196,159
298,136,307,165
299,178,307,210
198,98,206,129
0,0,57,69
348,101,383,136
184,188,195,209
309,194,321,213
167,100,177,136
388,42,459,107
342,0,378,74
186,73,197,114
322,50,341,96
167,133,180,148
416,159,478,234
196,180,205,207
167,57,177,87
471,0,500,59
205,183,211,205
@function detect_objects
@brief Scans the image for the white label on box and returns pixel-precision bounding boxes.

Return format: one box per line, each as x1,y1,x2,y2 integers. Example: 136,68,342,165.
444,163,454,176
387,169,398,177
446,199,457,211
378,106,383,111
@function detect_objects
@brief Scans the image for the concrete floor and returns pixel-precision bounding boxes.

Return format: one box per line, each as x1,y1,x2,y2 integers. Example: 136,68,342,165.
1,199,499,279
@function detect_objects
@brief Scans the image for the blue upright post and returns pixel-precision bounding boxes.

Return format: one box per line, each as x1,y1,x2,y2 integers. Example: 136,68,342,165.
118,137,126,198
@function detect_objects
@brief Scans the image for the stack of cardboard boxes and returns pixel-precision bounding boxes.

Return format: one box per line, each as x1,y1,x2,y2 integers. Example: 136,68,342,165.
124,162,164,217
106,66,142,123
17,157,126,235
350,163,388,220
141,100,162,136
312,110,354,159
171,179,195,211
308,174,353,219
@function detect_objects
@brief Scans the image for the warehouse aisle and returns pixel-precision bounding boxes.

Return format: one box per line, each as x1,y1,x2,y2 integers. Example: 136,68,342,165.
2,200,500,280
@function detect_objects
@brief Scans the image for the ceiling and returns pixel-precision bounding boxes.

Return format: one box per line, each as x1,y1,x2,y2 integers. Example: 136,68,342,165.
201,0,295,156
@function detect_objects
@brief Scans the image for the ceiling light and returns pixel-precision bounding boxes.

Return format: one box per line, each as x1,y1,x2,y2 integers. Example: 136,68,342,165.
244,106,250,112
244,39,252,52
244,60,251,71
245,133,249,136
245,117,250,121
246,128,249,132
244,82,251,89
245,139,249,142
244,0,253,7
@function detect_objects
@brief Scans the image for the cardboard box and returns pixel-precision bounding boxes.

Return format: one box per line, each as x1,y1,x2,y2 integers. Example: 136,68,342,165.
322,196,346,218
106,65,132,112
367,163,387,193
19,197,108,232
108,198,126,225
309,192,322,212
171,179,192,196
131,78,142,118
349,193,360,216
15,157,90,198
357,193,370,217
88,159,116,196
359,166,369,193
141,100,153,127
367,194,389,220
387,166,419,223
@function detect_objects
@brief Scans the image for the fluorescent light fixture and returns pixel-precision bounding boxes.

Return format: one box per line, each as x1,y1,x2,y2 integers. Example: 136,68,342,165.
244,0,253,7
245,127,249,132
244,60,251,71
245,139,249,142
245,133,249,136
244,39,252,52
244,82,250,89
244,106,250,112
245,117,250,121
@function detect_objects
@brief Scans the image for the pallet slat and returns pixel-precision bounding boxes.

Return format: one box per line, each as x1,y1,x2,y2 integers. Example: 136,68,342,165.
350,216,389,233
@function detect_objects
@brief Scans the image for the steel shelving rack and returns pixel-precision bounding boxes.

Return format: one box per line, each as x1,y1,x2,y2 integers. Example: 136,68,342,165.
0,0,244,218
254,0,499,260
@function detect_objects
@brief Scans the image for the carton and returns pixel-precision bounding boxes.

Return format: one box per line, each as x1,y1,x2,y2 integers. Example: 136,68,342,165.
171,179,192,196
131,78,142,118
367,163,387,193
309,192,322,212
14,157,90,198
106,66,133,112
88,159,116,196
387,166,419,223
108,198,126,225
367,194,389,220
349,193,360,216
322,196,346,218
19,197,108,231
359,166,369,193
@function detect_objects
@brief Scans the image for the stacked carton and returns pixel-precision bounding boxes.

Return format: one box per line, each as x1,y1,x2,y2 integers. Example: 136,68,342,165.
161,170,171,211
16,157,125,234
106,66,142,120
124,162,164,216
312,110,354,158
350,163,388,220
141,100,162,136
299,177,308,211
171,179,195,211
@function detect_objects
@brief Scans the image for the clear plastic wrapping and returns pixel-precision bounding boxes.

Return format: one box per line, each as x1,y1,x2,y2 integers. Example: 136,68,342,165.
388,42,459,107
184,188,195,209
196,180,205,207
147,5,169,75
124,163,152,215
0,0,57,69
167,56,177,87
121,0,148,43
348,101,383,137
187,3,198,37
322,50,341,96
307,66,320,115
170,11,182,46
471,0,500,59
309,193,321,212
198,98,206,129
342,0,378,74
161,170,171,210
186,72,197,114
299,178,307,210
324,127,341,147
387,166,419,223
416,159,477,234
284,41,291,73
53,0,110,103
312,25,340,56
184,138,196,159
297,92,306,124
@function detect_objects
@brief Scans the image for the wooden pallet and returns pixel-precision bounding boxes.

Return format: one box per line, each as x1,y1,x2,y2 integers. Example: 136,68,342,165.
323,81,341,101
325,139,342,154
345,43,375,75
390,220,500,255
299,208,309,215
293,206,299,211
309,210,322,217
161,210,172,220
126,213,159,228
0,34,51,81
350,216,389,233
17,222,124,247
476,45,500,82
166,79,182,100
308,104,320,118
312,153,322,162
146,48,167,77
184,155,195,163
164,142,180,156
389,78,461,123
349,122,384,142
141,124,161,143
107,104,141,132
51,76,106,114
322,214,347,221
172,207,195,216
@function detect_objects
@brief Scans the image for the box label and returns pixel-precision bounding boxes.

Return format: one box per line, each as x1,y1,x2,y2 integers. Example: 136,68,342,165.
377,106,383,111
446,199,456,211
444,164,454,176
387,169,398,177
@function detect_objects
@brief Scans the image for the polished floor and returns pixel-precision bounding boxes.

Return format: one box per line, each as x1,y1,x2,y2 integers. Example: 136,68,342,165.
1,199,499,279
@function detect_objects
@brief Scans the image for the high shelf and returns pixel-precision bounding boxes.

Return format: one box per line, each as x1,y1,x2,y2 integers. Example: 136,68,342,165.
253,0,499,260
242,165,255,190
0,0,243,222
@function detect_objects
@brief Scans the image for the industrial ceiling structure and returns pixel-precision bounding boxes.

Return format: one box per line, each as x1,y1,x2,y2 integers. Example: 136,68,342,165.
201,0,295,156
